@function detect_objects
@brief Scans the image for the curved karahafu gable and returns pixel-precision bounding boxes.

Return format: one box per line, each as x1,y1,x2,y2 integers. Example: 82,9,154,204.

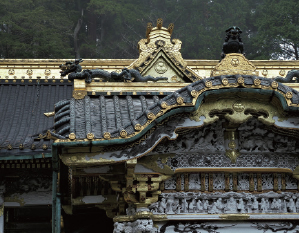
52,75,299,166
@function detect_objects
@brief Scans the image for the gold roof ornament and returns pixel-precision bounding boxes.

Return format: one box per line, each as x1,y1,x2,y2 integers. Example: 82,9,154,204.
128,18,200,82
211,53,258,77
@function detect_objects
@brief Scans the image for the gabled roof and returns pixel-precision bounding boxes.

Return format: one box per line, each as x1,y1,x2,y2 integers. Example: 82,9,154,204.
127,20,201,83
0,80,73,157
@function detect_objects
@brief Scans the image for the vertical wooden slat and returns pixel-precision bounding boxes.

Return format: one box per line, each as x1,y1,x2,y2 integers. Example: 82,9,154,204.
257,173,262,192
281,173,286,191
273,173,278,192
225,173,230,191
249,173,254,192
208,173,213,192
184,174,189,192
79,177,84,196
200,173,205,192
233,173,238,191
176,174,181,191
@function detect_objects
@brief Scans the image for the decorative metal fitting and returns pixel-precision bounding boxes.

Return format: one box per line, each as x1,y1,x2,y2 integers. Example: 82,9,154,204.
87,133,94,140
262,69,268,76
120,130,127,138
176,96,184,105
26,69,33,76
134,124,142,131
103,132,111,140
8,69,15,75
44,69,51,76
69,133,76,140
237,77,244,84
19,144,24,150
31,144,36,150
7,144,13,150
279,70,286,76
271,81,278,89
205,81,212,88
222,78,229,86
147,112,155,120
42,144,48,150
286,92,293,99
254,78,261,86
190,90,197,97
160,101,167,109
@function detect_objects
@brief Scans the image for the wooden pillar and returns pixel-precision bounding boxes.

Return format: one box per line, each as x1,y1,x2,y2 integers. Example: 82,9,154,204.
0,202,3,233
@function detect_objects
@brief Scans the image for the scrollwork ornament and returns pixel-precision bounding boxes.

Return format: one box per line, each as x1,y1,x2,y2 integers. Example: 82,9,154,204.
222,78,229,86
205,81,212,88
87,133,94,140
120,130,127,138
176,96,184,105
271,81,278,89
286,92,293,99
232,101,245,112
69,133,76,140
103,132,111,140
134,124,142,131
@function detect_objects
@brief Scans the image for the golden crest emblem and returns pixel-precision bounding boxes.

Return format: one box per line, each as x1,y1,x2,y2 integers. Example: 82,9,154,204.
231,58,239,67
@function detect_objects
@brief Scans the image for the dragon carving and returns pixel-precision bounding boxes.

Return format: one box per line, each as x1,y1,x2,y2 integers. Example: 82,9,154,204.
274,69,299,83
60,60,168,83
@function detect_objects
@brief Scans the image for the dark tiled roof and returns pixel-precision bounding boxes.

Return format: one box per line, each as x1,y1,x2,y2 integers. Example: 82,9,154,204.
0,80,73,156
52,75,299,142
52,94,165,139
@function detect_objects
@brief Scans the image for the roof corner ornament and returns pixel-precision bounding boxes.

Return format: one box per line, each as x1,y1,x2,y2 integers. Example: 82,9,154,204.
59,58,83,77
274,69,299,83
221,26,244,60
59,61,167,83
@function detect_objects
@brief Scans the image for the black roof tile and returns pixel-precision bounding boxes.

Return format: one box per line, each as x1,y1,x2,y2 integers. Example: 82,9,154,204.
0,81,73,157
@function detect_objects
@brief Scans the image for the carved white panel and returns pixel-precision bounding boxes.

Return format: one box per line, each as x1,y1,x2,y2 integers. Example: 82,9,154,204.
189,174,201,190
164,177,176,190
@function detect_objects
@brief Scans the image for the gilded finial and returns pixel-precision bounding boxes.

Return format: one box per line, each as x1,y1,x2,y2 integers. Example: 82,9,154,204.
157,18,163,29
146,22,153,38
168,23,174,35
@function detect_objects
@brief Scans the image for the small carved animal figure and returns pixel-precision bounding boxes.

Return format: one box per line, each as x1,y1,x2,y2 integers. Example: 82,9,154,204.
221,26,244,59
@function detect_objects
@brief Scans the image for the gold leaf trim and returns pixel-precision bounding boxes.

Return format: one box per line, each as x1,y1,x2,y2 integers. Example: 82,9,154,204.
222,78,229,85
103,132,111,140
120,130,127,138
147,112,155,120
176,96,184,105
87,133,94,140
69,133,76,140
135,124,142,131
286,92,293,99
161,101,167,109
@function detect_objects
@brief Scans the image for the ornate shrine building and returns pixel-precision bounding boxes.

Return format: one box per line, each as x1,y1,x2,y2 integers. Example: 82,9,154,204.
1,20,299,233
